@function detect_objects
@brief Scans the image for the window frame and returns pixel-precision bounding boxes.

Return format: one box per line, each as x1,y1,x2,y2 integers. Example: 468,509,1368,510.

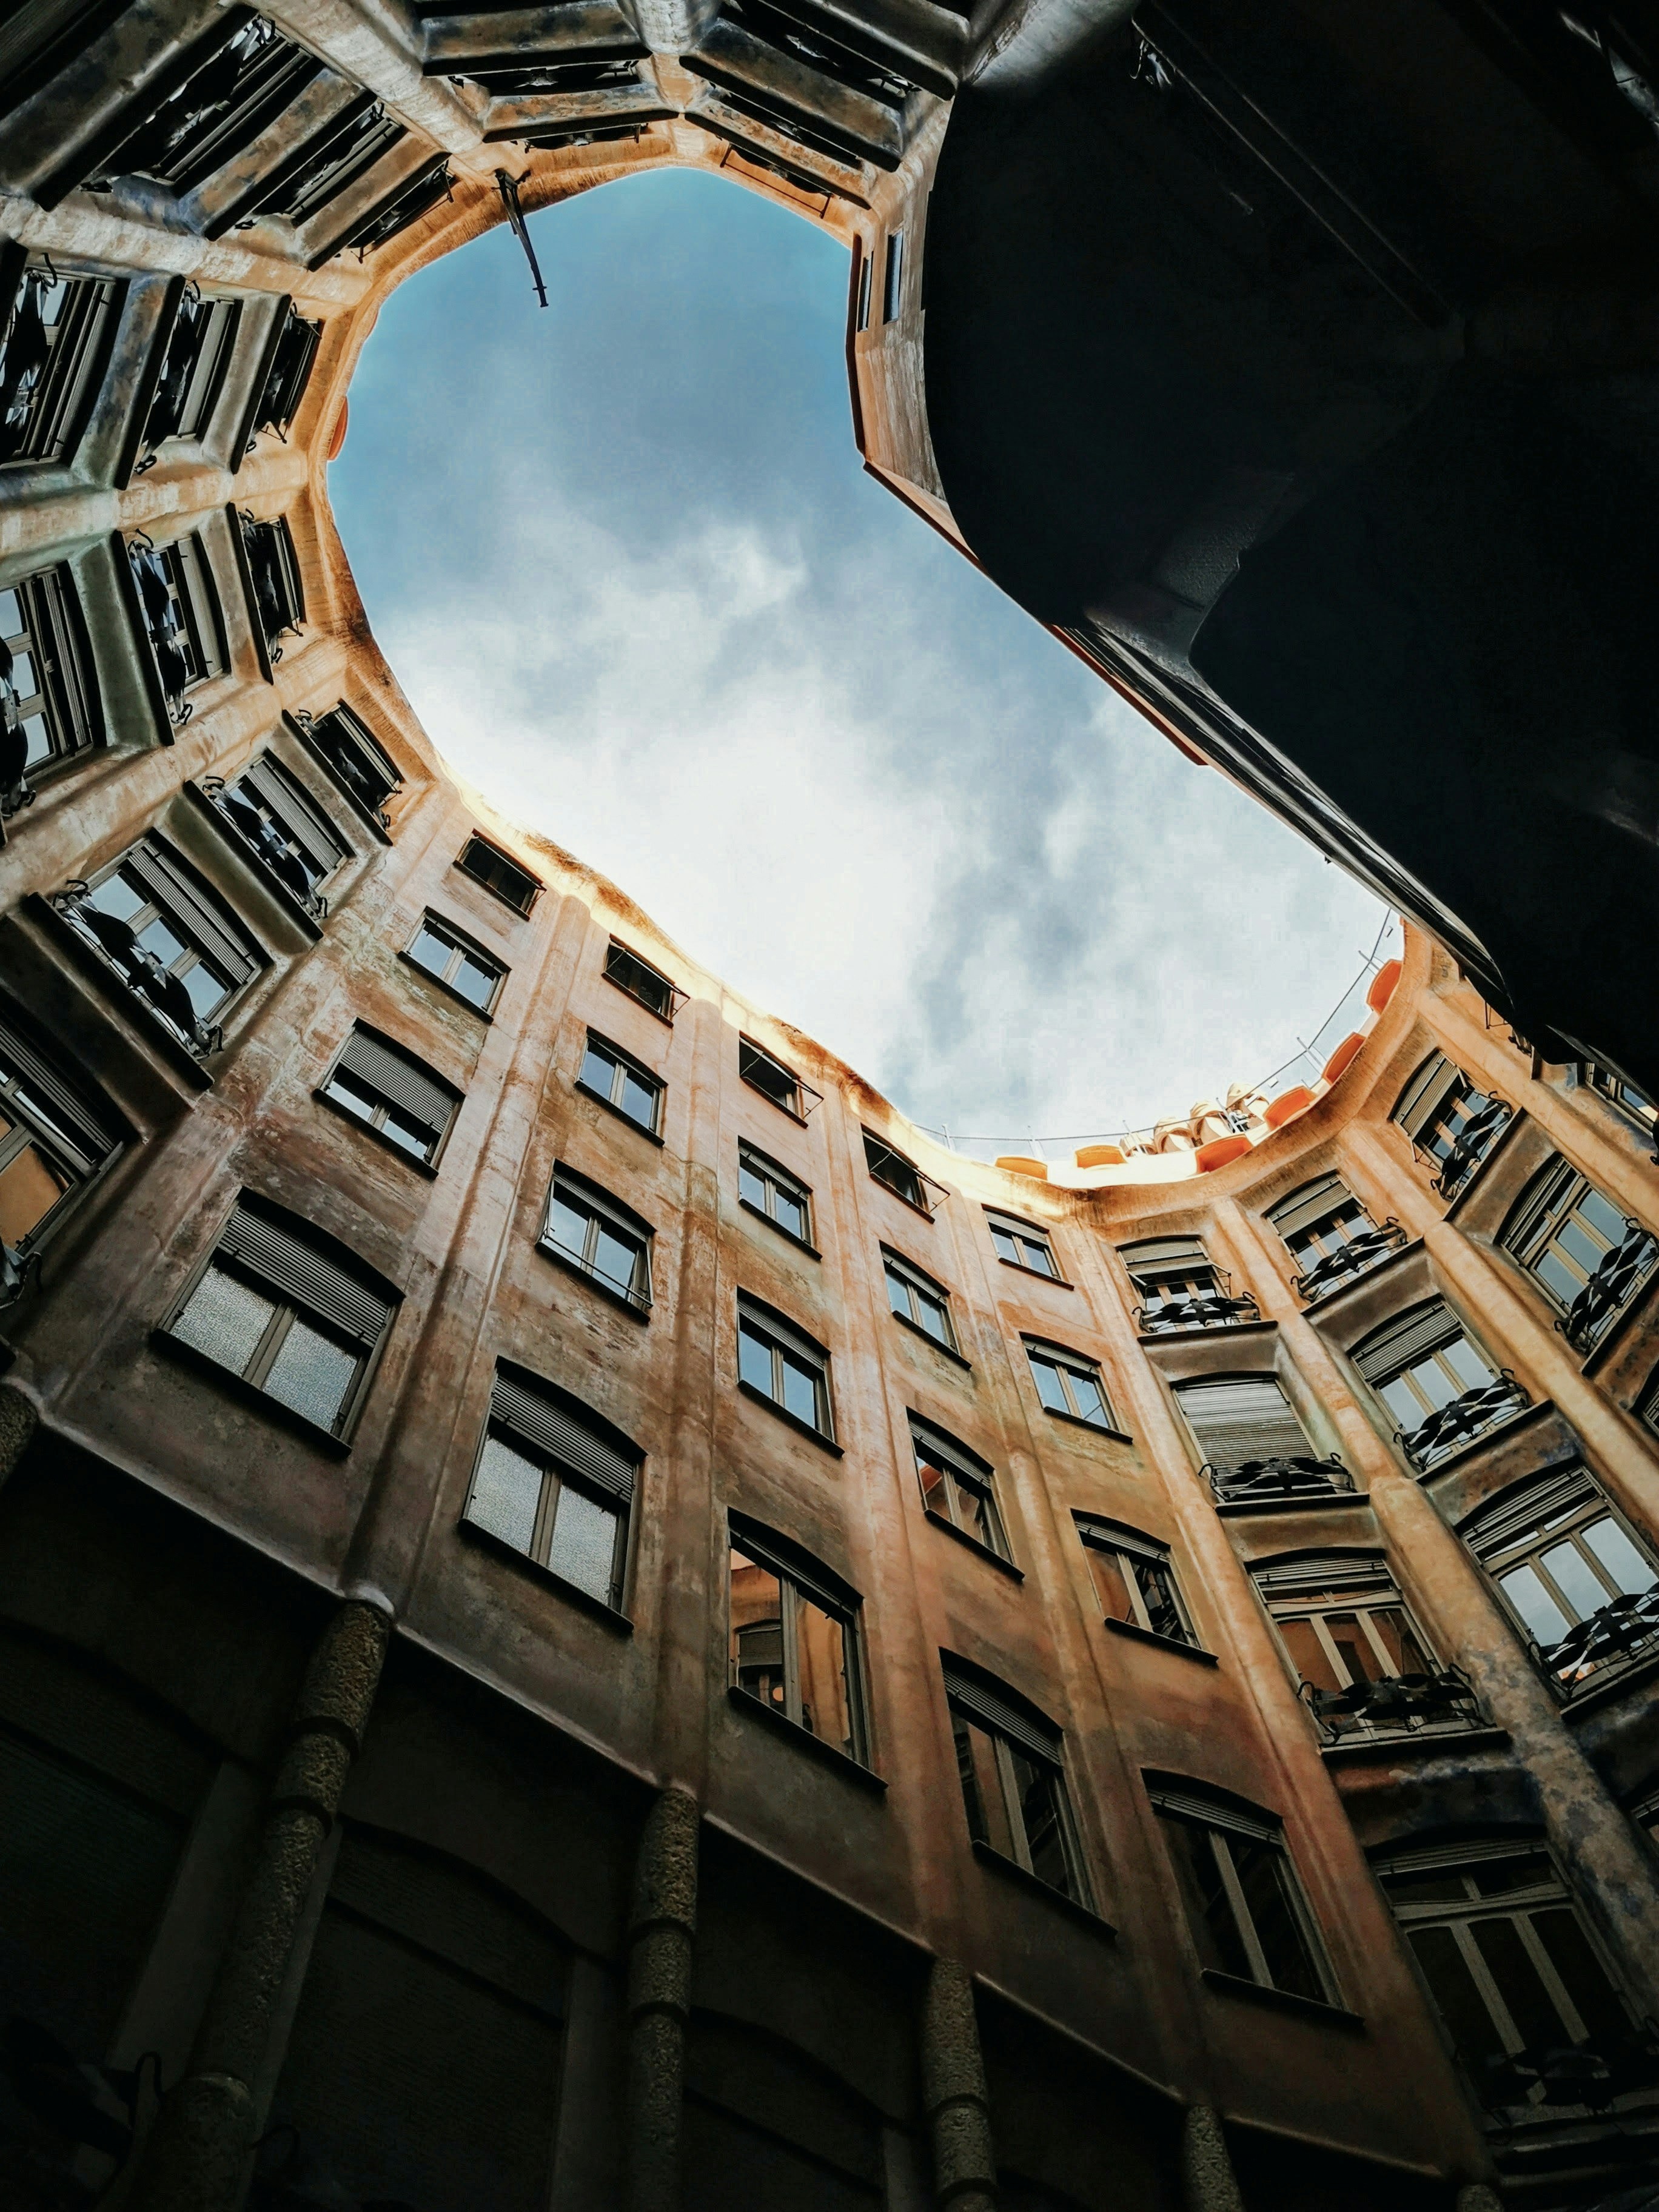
455,833,541,916
136,287,241,466
881,228,904,321
1076,1515,1199,1649
1,256,122,470
1024,1335,1121,1433
739,1034,819,1120
318,1024,462,1171
402,911,505,1016
295,701,403,830
577,1029,665,1139
987,1207,1063,1281
862,1129,944,1218
882,1245,962,1358
912,1417,1011,1564
943,1658,1093,1909
737,1138,815,1252
1501,1155,1657,1348
126,528,226,725
736,1291,836,1446
603,937,683,1024
1173,1372,1321,1476
461,1363,638,1616
1584,1062,1658,1144
1,560,102,810
1149,1781,1337,2008
0,1005,118,1276
207,748,350,920
728,1513,871,1768
539,1162,654,1316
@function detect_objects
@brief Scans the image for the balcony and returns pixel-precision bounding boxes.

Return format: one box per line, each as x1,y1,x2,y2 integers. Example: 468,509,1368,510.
1292,1221,1407,1303
1560,1220,1659,1354
1429,1093,1512,1201
1301,1664,1487,1746
1535,1587,1659,1700
53,883,223,1056
201,777,327,919
1136,1287,1261,1335
1205,1455,1355,1507
1483,2029,1659,2116
1398,1374,1530,1472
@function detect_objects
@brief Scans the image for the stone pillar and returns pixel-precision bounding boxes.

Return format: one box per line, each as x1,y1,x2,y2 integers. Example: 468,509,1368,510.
128,1598,391,2212
1455,2187,1504,2212
0,1384,38,1490
625,1784,700,2212
1181,2105,1245,2212
922,1958,996,2211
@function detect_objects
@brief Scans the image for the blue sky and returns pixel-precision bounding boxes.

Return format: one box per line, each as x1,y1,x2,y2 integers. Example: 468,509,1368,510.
330,166,1389,1148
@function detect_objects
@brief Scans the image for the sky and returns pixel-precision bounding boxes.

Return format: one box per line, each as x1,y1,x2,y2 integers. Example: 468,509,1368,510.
329,166,1390,1151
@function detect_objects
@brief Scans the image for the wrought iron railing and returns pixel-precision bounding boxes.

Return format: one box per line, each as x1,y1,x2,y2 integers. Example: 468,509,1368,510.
1135,1287,1261,1335
239,511,303,662
1205,1455,1355,1507
53,882,223,1056
201,777,327,919
1299,1664,1486,1746
1429,1093,1512,1200
1533,1587,1659,1698
1482,2026,1659,2114
1292,1221,1407,1302
1398,1373,1529,1472
1559,1221,1659,1353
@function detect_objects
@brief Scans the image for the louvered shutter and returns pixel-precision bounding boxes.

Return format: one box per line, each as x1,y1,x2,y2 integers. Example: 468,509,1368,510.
491,1370,638,1504
1176,1377,1313,1467
1119,1235,1208,1282
336,1028,459,1139
240,754,347,872
1147,1785,1279,1843
1074,1516,1169,1568
1461,1466,1600,1563
736,1292,828,1372
910,1416,991,1483
218,1201,394,1343
125,836,261,985
940,1657,1061,1765
1393,1054,1465,1140
1351,1301,1464,1384
0,1009,115,1172
1267,1173,1352,1241
1250,1552,1393,1601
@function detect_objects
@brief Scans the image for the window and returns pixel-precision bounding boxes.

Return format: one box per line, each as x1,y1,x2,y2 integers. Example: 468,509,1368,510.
1,259,121,468
1149,1783,1332,2003
1351,1300,1520,1468
988,1210,1059,1278
327,155,453,264
863,1130,940,1216
856,246,873,330
1462,1467,1659,1696
1503,1156,1657,1351
250,301,323,442
456,834,540,915
739,1035,817,1118
603,939,681,1022
1267,1173,1399,1300
1077,1517,1196,1647
943,1657,1090,1905
737,1140,813,1247
93,15,324,194
0,1006,115,1284
1392,1053,1511,1200
166,1194,397,1439
127,530,223,724
1374,1838,1641,2097
881,229,904,321
541,1165,652,1313
136,289,240,464
240,96,406,233
405,913,503,1012
1025,1338,1116,1430
321,1026,461,1167
578,1031,663,1136
237,509,304,663
1175,1375,1316,1476
729,1518,868,1765
883,1248,959,1353
300,702,402,823
463,1364,637,1610
737,1293,833,1439
1585,1062,1657,1141
913,1418,1009,1560
207,752,349,917
58,834,261,1054
1250,1552,1479,1742
1120,1234,1257,1331
1,563,101,813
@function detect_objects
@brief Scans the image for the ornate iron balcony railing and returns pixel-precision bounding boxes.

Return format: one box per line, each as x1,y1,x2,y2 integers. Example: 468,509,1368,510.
1559,1220,1659,1353
1136,1289,1261,1335
1533,1587,1659,1698
54,883,223,1056
1205,1455,1355,1507
1398,1373,1529,1472
201,776,327,919
1292,1221,1407,1302
1429,1093,1512,1200
1299,1664,1487,1746
1482,2027,1659,2116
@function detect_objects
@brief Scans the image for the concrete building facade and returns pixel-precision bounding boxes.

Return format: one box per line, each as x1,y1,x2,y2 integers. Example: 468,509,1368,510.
2,8,1659,2210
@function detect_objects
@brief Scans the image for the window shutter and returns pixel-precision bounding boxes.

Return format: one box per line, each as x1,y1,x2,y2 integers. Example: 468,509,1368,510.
1266,1173,1352,1240
1502,1158,1578,1259
1119,1236,1208,1281
1074,1516,1169,1568
1176,1377,1313,1467
1461,1466,1601,1563
1393,1054,1464,1140
1350,1301,1463,1384
126,837,261,985
337,1029,459,1137
241,755,348,871
491,1370,638,1503
910,1417,991,1484
940,1657,1061,1765
218,1201,394,1343
1147,1785,1279,1843
0,1008,116,1171
1249,1551,1395,1601
736,1293,827,1371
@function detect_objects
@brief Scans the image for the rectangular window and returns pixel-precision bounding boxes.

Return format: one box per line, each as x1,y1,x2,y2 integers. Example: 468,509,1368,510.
1250,1553,1480,1742
127,531,224,723
1503,1156,1657,1351
603,938,681,1022
913,1419,1009,1561
1150,1785,1332,2003
945,1659,1090,1905
883,1247,959,1353
321,1025,461,1167
739,1035,817,1118
881,229,904,322
1351,1299,1519,1468
209,752,349,917
1462,1467,1659,1696
1025,1338,1116,1430
95,15,325,194
578,1031,663,1136
729,1522,868,1765
1119,1233,1259,1332
463,1365,637,1610
1,563,101,808
863,1130,942,1216
237,509,305,661
541,1165,652,1313
456,833,540,915
58,834,261,1054
1175,1374,1316,1475
405,913,503,1013
1374,1839,1637,2094
0,1007,115,1269
166,1195,396,1438
300,701,402,823
1586,1062,1657,1141
737,1140,813,1247
1267,1173,1398,1301
138,290,240,462
250,301,323,442
1077,1518,1196,1646
1,259,121,468
1392,1053,1511,1200
988,1210,1059,1279
244,96,406,232
856,247,873,330
737,1293,833,1439
326,155,452,264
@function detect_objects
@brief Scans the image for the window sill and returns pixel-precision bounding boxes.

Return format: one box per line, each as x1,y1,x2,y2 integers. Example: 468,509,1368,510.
1215,1491,1371,1518
1103,1615,1216,1666
737,1378,842,1455
150,1327,352,1456
971,1842,1114,1936
891,1307,972,1370
575,1078,665,1145
395,948,495,1022
1039,1404,1134,1445
453,857,538,917
458,1517,632,1631
1200,1969,1362,2031
997,1255,1071,1289
727,1686,885,1790
739,1195,819,1259
315,1089,440,1178
537,1236,650,1321
925,1509,1023,1580
603,970,677,1025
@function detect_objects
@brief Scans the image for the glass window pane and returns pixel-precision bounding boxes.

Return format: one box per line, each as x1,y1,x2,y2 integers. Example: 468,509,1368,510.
324,1070,379,1123
1229,1835,1323,1999
1529,1908,1631,2046
1534,1249,1582,1307
452,954,495,1008
171,1265,274,1374
1087,1546,1136,1624
737,1322,773,1398
1580,1516,1657,1596
1161,1818,1253,1980
962,1484,1004,1558
1031,1357,1069,1413
1377,1375,1424,1429
380,1105,431,1159
548,1195,588,1258
177,960,229,1018
1540,1540,1614,1623
953,1714,992,1848
1469,1915,1567,2047
919,1292,950,1343
1324,1613,1378,1686
89,872,145,922
1368,1606,1433,1677
1408,1925,1510,2074
0,1141,70,1245
780,1350,820,1429
886,1270,910,1321
1577,1187,1626,1247
135,916,187,968
409,925,449,974
468,1435,540,1553
1557,1219,1606,1278
1010,1748,1074,1896
546,1481,618,1604
1403,1355,1461,1415
991,1228,1019,1264
620,1071,657,1128
739,1162,767,1212
580,1045,614,1095
1470,1852,1552,1898
795,1594,854,1757
1136,1561,1187,1643
917,1449,953,1522
1443,1336,1493,1392
592,1224,639,1295
1278,1617,1342,1692
263,1315,358,1429
773,1190,805,1240
1498,1562,1572,1646
731,1549,785,1709
1068,1370,1108,1427
956,1715,1016,1859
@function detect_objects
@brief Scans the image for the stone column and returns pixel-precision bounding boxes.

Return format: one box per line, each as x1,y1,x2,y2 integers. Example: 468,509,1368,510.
128,1597,391,2212
625,1784,700,2212
1455,2187,1504,2212
1181,2105,1244,2212
922,1958,996,2211
0,1384,38,1490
